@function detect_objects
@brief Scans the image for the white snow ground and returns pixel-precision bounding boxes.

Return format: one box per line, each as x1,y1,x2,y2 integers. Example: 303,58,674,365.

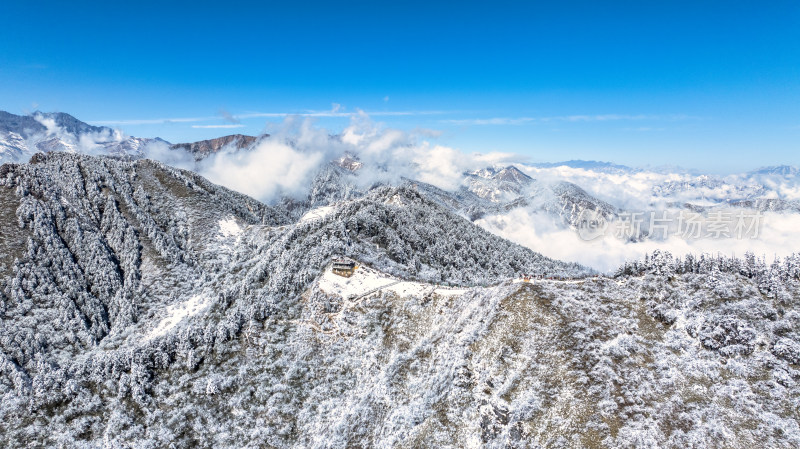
218,217,243,238
299,205,336,223
147,294,212,339
318,263,468,299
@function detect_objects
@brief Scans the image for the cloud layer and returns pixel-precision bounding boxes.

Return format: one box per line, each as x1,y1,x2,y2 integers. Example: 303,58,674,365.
476,194,800,273
148,113,514,203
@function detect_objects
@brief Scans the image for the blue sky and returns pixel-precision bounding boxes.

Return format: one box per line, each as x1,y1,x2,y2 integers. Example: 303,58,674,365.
1,0,798,172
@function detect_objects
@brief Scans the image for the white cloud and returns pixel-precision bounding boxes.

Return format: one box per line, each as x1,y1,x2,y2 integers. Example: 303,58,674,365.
31,113,128,156
412,128,444,138
441,113,700,126
91,108,448,127
237,109,446,119
198,137,328,202
91,116,217,126
171,113,517,202
218,108,240,124
141,139,196,167
550,114,652,122
191,124,246,129
478,208,800,273
443,117,536,126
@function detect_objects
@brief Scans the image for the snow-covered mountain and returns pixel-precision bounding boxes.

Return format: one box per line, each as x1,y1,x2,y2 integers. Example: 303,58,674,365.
0,111,159,163
521,160,800,209
1,152,798,447
379,164,618,230
750,165,800,177
464,165,534,202
5,109,800,273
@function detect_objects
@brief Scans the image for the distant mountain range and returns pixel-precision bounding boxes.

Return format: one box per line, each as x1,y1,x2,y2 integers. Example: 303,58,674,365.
0,111,266,163
528,159,635,174
3,109,800,243
0,110,107,135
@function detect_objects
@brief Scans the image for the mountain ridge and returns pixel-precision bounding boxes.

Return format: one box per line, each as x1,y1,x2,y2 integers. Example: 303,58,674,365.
170,133,260,160
0,152,798,447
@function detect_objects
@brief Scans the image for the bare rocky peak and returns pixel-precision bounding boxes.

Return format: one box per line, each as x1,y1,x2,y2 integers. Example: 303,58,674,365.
170,134,260,159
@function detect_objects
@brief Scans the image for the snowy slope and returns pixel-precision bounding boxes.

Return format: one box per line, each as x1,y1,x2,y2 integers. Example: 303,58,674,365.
0,145,799,448
0,153,798,447
0,131,28,162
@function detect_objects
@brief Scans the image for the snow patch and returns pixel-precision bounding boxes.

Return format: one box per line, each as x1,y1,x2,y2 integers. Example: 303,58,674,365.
147,294,212,339
218,217,242,238
318,265,395,299
385,194,408,207
299,205,336,223
318,263,468,299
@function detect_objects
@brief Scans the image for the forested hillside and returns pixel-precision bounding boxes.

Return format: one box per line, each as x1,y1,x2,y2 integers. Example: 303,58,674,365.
0,153,797,448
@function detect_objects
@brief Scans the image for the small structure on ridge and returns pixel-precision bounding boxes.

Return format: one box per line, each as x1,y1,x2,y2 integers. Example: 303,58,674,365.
332,259,356,277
